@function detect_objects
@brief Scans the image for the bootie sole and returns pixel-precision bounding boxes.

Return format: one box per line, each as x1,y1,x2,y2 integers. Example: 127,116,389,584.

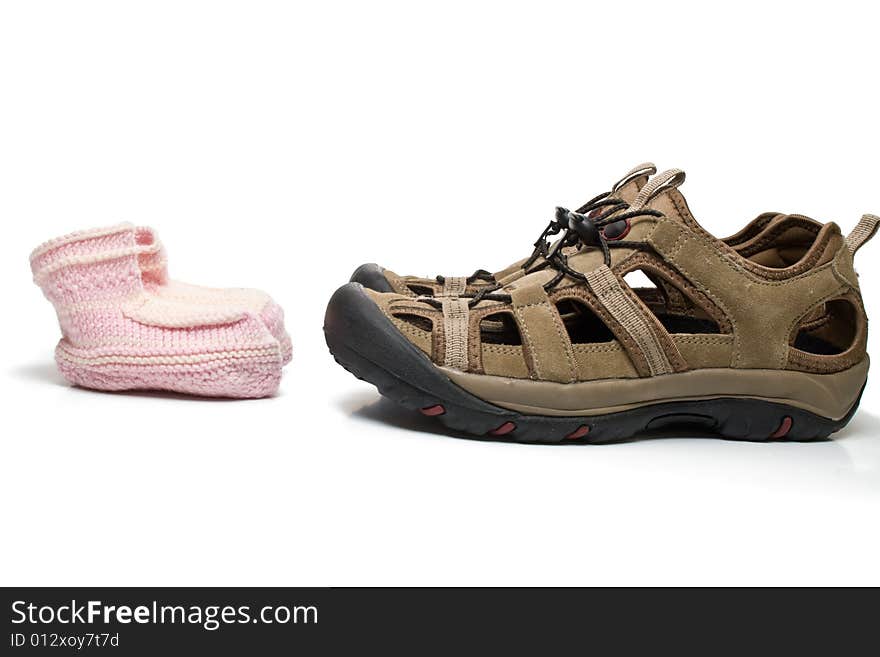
55,339,282,399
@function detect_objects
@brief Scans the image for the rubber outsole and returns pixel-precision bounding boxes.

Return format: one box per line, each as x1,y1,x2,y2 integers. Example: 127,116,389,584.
349,263,395,293
324,282,864,444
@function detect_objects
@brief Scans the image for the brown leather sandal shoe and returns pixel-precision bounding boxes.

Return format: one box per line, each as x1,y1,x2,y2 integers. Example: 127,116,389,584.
327,168,877,443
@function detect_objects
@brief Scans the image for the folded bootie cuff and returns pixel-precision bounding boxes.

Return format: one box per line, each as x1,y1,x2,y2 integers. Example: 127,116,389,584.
130,226,291,364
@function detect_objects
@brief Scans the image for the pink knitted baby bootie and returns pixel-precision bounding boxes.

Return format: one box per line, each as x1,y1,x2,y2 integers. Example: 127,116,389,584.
133,226,292,364
30,225,285,398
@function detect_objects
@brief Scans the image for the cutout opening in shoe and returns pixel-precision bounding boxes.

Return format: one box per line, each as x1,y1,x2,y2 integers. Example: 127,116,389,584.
623,270,662,305
792,298,858,355
407,284,435,297
556,299,615,344
652,315,721,334
392,313,433,332
623,267,724,335
480,312,522,346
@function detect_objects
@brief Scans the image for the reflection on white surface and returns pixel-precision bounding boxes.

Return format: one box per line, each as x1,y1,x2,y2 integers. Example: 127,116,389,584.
331,385,880,586
5,338,880,587
347,394,880,498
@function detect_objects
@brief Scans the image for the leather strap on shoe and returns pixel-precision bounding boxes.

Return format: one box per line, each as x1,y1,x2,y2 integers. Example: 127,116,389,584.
441,297,470,371
585,265,675,376
510,285,577,383
612,162,657,192
631,169,686,210
440,276,467,297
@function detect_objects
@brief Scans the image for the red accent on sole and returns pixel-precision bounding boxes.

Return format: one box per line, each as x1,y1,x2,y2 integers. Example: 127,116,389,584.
565,425,591,440
489,422,516,436
420,404,446,417
770,416,793,439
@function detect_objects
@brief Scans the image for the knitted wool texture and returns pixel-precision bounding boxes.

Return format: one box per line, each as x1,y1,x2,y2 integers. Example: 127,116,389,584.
30,224,288,398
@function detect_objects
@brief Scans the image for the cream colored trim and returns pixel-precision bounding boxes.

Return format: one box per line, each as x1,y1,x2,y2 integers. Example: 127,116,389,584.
845,214,880,256
441,276,467,297
441,297,470,370
612,162,657,192
56,342,279,367
631,168,685,209
29,223,135,261
32,242,163,284
585,265,673,376
122,294,247,328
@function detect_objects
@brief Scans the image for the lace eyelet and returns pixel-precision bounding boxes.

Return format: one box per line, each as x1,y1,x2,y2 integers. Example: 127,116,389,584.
601,218,631,241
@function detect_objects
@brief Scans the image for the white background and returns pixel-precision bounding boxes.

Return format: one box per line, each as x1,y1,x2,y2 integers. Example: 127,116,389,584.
1,1,879,586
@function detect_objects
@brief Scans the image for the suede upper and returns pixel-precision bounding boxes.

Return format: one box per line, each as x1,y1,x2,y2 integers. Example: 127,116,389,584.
362,169,875,384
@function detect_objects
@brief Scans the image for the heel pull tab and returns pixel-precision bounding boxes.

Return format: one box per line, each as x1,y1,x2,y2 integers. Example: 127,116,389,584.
612,162,657,192
631,168,686,209
845,214,880,256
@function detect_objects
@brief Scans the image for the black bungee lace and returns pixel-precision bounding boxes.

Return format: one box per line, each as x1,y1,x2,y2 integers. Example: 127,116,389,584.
419,197,661,309
435,269,495,286
435,189,620,288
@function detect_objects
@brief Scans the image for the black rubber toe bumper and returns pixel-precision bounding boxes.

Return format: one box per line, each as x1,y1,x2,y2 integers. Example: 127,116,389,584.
324,282,863,443
349,263,394,293
324,282,511,428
